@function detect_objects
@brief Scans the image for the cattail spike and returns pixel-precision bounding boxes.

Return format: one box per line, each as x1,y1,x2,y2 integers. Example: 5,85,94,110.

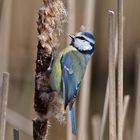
33,0,67,139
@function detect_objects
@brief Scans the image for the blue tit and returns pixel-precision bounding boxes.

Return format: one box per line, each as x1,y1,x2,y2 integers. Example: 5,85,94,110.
49,31,96,135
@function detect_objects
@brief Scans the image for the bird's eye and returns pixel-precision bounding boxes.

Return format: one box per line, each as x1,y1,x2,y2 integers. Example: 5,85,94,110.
76,36,85,40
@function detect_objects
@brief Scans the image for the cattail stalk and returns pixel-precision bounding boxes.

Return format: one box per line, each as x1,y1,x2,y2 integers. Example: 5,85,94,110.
108,10,117,140
0,72,9,140
33,0,67,139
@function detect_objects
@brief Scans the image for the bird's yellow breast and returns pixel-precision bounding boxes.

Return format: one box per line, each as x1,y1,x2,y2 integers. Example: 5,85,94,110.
49,46,77,92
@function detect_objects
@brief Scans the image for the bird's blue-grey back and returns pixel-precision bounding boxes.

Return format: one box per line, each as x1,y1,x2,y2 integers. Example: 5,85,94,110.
61,50,88,109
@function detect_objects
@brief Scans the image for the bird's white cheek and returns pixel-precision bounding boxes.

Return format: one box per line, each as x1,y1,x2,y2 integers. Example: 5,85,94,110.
74,40,82,50
74,39,92,51
83,43,92,51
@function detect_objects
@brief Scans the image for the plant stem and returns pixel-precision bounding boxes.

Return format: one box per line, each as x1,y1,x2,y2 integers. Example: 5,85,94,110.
117,0,124,139
0,72,9,140
108,10,117,140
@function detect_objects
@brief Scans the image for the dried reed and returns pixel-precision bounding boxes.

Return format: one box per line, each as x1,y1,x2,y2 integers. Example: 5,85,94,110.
78,0,96,139
0,0,12,72
66,0,76,140
117,0,124,139
13,129,20,140
0,72,9,140
100,22,118,140
108,10,117,140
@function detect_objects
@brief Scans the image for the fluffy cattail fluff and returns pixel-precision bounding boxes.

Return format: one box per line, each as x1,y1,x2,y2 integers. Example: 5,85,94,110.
33,0,67,139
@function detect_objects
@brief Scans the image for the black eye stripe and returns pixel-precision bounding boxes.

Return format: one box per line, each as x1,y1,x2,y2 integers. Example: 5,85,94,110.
76,36,92,43
76,36,85,40
75,36,95,45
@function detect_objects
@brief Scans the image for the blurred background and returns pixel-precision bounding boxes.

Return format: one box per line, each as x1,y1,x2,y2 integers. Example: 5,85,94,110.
0,0,140,140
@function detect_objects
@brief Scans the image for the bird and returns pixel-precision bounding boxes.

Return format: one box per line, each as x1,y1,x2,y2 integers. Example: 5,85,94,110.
49,31,96,135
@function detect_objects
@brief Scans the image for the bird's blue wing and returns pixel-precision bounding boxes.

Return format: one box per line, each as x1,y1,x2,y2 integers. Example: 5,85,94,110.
61,52,79,135
61,52,77,109
61,51,87,135
61,53,77,134
61,51,87,109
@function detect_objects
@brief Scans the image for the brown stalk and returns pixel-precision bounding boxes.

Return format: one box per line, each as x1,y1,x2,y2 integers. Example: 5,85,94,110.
117,0,124,139
0,0,12,73
66,0,76,140
33,0,67,139
0,72,9,140
78,0,96,139
108,10,117,140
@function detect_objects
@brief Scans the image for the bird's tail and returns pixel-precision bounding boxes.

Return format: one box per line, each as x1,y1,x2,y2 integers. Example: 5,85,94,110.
69,106,77,135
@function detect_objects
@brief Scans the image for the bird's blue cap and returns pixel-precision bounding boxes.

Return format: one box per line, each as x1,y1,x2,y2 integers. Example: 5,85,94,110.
74,32,95,45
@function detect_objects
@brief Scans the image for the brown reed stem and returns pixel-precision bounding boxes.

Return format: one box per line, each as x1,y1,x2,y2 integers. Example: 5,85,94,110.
100,78,109,140
0,0,12,72
33,0,67,139
78,0,96,139
100,27,118,140
0,72,9,140
108,10,117,140
117,0,124,139
66,0,76,139
13,129,20,140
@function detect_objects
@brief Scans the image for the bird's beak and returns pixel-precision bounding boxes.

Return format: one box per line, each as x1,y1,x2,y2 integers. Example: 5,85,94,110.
69,34,75,39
